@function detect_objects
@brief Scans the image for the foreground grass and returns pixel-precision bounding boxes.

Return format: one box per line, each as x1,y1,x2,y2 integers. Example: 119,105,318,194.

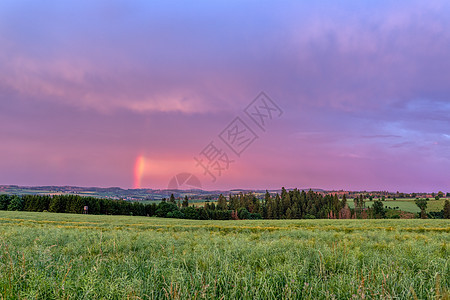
0,211,449,299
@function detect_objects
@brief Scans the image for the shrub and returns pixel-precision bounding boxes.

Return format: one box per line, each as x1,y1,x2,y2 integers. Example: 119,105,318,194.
167,210,185,218
248,213,262,220
444,200,450,219
7,196,23,211
372,200,386,219
155,202,179,218
304,214,316,219
237,208,250,219
182,207,200,219
0,194,11,210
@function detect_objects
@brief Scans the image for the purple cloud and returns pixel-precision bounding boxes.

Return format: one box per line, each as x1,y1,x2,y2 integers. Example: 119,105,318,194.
0,0,449,192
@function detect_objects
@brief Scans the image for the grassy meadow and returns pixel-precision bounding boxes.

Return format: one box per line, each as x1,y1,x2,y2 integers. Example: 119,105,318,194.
347,198,448,213
0,211,449,299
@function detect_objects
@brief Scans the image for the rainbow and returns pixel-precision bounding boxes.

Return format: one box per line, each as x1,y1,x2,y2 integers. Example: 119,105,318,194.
133,154,146,189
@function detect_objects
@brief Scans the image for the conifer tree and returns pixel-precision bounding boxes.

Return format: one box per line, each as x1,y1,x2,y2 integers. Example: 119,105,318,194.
217,194,227,210
286,207,292,219
443,200,450,219
182,196,189,208
266,197,274,219
281,188,291,217
341,194,347,210
415,199,428,219
49,196,63,213
275,193,282,219
7,196,23,211
264,191,271,206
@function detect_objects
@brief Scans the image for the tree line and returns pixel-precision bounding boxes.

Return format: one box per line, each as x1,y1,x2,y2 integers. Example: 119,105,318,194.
1,188,449,220
0,194,152,216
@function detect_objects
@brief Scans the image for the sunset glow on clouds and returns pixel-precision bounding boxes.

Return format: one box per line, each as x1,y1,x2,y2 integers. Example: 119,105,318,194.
1,0,449,192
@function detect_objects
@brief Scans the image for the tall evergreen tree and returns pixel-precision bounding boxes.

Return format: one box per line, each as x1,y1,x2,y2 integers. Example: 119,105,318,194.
341,194,347,210
49,196,63,213
229,194,239,211
281,188,291,217
415,199,428,219
286,207,292,219
182,196,189,208
275,193,281,219
7,196,23,211
443,200,450,219
266,197,274,219
217,194,227,210
332,194,340,213
372,200,386,219
0,194,10,210
264,191,271,206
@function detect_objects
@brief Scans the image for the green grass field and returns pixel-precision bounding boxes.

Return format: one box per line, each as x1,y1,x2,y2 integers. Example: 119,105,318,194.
348,198,447,213
0,211,449,299
159,197,448,212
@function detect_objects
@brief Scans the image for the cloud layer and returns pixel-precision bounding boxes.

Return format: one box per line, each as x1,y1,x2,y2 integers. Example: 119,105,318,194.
1,0,449,192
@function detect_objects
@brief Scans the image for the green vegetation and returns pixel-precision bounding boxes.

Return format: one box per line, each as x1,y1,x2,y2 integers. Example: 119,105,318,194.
416,199,429,219
445,200,450,219
372,200,386,219
0,211,448,299
348,198,447,213
1,190,450,221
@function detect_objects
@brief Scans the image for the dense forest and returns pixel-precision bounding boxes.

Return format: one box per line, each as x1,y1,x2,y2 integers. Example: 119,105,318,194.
1,188,449,219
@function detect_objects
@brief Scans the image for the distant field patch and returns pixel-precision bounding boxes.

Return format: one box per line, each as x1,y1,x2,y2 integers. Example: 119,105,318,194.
348,199,447,213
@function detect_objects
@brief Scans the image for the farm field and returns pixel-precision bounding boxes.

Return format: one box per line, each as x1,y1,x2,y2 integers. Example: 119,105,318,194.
0,211,449,299
190,198,449,212
347,198,447,213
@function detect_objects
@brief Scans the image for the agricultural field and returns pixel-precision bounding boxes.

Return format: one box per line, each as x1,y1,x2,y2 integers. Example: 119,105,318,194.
347,198,448,213
191,197,449,212
0,211,449,299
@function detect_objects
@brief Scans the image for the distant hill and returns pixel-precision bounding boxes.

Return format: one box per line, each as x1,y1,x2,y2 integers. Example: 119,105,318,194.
0,185,329,201
0,185,440,201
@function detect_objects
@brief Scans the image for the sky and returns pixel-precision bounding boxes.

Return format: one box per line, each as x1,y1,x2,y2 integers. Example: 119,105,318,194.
1,0,449,192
